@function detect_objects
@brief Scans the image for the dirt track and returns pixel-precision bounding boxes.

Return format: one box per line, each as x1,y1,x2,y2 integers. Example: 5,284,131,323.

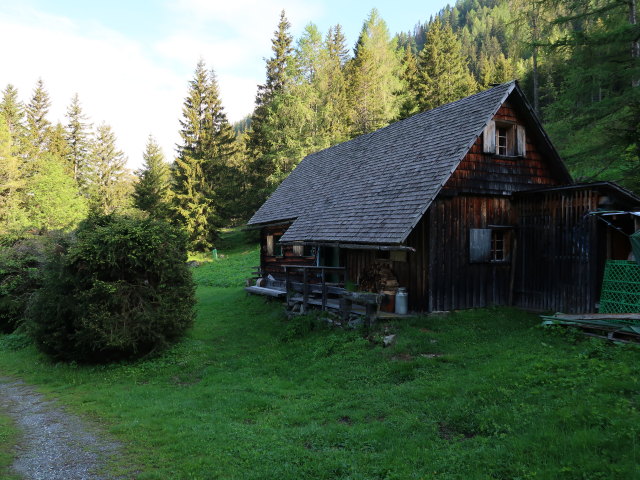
0,378,121,480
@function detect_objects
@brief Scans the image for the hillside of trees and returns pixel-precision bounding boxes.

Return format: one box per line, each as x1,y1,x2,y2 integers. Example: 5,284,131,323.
1,0,638,250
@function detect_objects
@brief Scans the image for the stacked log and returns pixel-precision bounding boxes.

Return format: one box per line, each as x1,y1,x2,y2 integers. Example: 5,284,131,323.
359,260,399,293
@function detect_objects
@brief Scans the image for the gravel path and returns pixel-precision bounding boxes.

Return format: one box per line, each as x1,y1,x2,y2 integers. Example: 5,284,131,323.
0,378,122,480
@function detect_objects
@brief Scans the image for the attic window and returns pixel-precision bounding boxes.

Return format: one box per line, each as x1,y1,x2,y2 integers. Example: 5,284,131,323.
497,126,509,155
483,120,526,157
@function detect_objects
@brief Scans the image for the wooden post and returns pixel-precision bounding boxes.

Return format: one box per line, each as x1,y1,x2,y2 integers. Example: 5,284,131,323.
340,297,352,323
321,268,327,311
366,303,377,328
302,267,308,314
285,266,290,307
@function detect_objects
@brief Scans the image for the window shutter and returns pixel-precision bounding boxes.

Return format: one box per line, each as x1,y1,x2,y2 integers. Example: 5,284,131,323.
516,125,526,156
266,235,274,256
293,244,303,256
469,229,491,263
483,120,496,154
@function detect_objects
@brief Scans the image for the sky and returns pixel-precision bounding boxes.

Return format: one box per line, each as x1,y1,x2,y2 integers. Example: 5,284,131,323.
0,0,447,169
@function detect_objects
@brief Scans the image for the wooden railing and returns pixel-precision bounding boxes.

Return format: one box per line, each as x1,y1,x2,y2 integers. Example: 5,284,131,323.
282,265,348,313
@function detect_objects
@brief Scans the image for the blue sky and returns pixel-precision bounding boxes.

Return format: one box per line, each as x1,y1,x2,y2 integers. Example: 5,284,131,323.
0,0,447,167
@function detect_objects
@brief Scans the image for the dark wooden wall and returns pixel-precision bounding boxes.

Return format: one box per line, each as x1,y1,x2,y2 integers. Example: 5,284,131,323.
444,102,560,195
260,225,316,276
424,195,515,311
513,190,602,313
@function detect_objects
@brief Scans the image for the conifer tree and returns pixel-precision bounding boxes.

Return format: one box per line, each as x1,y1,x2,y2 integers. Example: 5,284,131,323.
173,61,236,250
23,153,88,231
415,19,477,111
134,135,172,220
0,85,24,137
245,10,295,210
398,45,421,119
347,9,402,136
318,24,351,142
0,116,25,230
48,122,70,164
25,78,52,158
65,93,92,182
84,123,130,214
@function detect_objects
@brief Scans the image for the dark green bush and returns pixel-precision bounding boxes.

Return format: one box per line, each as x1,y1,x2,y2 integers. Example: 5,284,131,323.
0,234,58,333
28,214,195,362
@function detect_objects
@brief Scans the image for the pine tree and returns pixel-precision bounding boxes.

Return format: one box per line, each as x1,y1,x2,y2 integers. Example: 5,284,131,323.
65,93,91,182
84,123,130,214
347,9,402,136
415,19,477,111
25,78,52,158
134,135,172,220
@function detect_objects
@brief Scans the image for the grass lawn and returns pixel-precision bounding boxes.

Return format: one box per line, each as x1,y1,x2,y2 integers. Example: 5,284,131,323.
0,413,19,479
0,229,639,478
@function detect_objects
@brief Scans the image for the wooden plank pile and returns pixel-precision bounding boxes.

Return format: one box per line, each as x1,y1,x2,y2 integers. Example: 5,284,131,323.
541,313,640,343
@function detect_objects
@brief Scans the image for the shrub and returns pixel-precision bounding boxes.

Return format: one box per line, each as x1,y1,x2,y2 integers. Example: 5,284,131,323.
28,214,195,362
0,234,60,333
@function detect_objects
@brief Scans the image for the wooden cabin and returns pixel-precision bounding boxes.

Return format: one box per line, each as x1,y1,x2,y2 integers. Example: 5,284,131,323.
247,81,640,313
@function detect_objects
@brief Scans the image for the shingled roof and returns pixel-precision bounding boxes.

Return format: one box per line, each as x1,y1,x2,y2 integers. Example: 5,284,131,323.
248,81,561,245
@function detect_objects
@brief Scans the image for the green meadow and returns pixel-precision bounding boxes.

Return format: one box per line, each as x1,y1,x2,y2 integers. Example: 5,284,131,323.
0,230,639,479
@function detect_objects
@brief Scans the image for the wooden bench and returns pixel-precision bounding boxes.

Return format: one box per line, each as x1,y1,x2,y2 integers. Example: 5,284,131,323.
244,286,286,298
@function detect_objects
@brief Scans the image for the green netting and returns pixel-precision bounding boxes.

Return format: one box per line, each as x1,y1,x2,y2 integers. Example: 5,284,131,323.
599,260,640,313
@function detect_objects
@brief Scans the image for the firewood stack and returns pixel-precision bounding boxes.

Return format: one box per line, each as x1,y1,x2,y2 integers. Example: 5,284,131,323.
359,260,399,293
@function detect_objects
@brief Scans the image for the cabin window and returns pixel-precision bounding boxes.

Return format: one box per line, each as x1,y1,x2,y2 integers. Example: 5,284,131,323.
469,228,511,263
483,120,526,157
491,230,506,261
497,126,509,155
293,244,316,257
266,234,283,256
274,235,283,256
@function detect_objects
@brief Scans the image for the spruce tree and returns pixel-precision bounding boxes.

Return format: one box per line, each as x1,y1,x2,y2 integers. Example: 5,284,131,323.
84,123,130,214
25,78,52,158
173,61,236,250
415,19,477,112
244,10,295,212
0,85,24,137
319,24,351,142
398,45,420,119
347,9,402,136
134,135,172,220
65,93,91,182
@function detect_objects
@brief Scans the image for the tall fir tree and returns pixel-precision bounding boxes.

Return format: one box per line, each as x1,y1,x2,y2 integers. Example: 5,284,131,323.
173,61,236,250
347,9,402,136
414,19,477,112
0,84,24,137
318,24,351,142
398,45,421,119
65,93,92,182
84,123,130,214
25,78,52,159
245,10,295,210
134,135,172,220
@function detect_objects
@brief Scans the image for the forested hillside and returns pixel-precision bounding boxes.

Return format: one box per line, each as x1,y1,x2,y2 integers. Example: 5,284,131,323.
0,0,638,249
